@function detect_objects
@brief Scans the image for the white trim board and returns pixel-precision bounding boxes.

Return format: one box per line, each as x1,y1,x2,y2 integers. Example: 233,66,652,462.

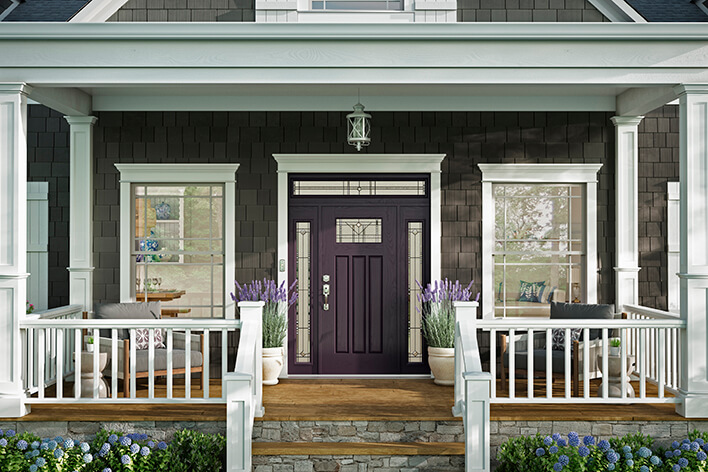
478,163,603,319
586,0,646,22
69,0,130,22
115,163,240,319
273,153,445,376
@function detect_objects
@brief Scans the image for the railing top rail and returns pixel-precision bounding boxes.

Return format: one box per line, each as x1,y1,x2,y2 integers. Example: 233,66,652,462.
19,318,243,329
33,304,83,319
624,304,681,320
476,318,686,329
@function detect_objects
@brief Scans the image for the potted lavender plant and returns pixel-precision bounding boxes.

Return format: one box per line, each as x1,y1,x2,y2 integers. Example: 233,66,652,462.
417,279,476,385
231,278,297,385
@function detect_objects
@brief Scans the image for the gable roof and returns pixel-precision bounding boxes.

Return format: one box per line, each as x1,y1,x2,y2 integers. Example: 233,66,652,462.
3,0,91,22
624,0,708,21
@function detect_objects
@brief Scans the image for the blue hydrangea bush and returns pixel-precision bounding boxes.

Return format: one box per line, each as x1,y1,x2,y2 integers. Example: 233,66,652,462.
497,430,708,472
0,427,225,471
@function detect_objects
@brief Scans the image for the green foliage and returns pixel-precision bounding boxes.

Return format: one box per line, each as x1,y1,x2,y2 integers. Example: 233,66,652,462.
167,429,226,472
610,338,621,347
0,428,224,472
421,301,456,348
262,301,287,349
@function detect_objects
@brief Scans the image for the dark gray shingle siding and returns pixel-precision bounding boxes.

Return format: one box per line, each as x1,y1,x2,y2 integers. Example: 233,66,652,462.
4,0,90,21
625,0,708,21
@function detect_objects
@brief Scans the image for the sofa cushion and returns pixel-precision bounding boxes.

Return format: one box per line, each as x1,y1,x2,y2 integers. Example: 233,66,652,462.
550,302,614,340
108,348,203,375
94,302,161,339
518,280,546,302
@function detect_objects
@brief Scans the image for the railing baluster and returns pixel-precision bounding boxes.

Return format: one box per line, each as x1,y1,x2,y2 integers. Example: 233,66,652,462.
167,328,173,400
583,327,589,399
56,329,64,400
602,328,608,399
38,329,45,399
639,327,646,399
130,329,136,399
111,329,118,400
93,328,100,399
185,328,192,399
509,328,515,399
148,328,155,400
620,328,627,398
546,329,552,399
527,328,533,399
658,328,666,399
74,328,82,399
203,329,210,399
490,329,497,399
221,328,228,400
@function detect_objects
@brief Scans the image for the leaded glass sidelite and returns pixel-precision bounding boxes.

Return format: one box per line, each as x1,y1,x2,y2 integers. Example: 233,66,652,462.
493,184,584,317
293,180,425,196
133,185,224,318
408,222,424,363
295,222,311,363
336,218,382,243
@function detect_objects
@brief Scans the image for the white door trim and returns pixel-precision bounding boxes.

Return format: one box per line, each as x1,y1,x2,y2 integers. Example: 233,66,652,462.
273,153,445,376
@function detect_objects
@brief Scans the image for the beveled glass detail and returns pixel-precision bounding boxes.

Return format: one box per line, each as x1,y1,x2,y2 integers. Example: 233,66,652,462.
293,180,426,196
295,222,311,363
408,222,424,363
336,218,382,244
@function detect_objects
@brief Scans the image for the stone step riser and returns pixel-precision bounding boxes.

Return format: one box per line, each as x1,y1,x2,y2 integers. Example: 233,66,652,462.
253,455,465,472
253,421,464,443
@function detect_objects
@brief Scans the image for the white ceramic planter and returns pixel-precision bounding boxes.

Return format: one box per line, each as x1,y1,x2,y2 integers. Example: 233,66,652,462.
428,346,455,386
263,347,284,386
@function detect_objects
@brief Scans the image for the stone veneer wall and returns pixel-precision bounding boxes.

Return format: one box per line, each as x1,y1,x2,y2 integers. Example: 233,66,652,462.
637,105,680,311
90,111,616,309
107,0,609,22
26,105,71,309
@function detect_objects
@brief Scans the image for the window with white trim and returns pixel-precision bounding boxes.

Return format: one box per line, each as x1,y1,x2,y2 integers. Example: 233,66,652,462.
479,164,602,319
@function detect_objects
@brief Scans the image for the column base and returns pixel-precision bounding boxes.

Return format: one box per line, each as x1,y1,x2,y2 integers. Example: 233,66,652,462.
676,391,708,418
0,396,29,418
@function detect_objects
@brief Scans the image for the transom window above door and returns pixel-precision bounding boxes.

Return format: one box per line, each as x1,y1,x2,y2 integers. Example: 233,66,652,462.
292,179,426,196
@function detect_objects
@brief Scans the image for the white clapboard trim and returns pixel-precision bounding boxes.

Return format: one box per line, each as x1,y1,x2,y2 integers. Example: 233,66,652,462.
27,182,49,312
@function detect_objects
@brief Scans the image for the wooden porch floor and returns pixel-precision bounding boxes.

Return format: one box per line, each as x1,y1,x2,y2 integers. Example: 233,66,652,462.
13,379,690,422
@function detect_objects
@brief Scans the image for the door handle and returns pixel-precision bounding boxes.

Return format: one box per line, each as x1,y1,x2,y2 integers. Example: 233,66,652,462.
323,283,330,311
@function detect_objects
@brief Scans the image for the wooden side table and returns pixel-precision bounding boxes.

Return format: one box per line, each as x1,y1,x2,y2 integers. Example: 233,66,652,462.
596,354,636,398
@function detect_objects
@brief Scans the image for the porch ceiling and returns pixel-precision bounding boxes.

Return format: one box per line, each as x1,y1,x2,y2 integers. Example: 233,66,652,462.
1,23,707,113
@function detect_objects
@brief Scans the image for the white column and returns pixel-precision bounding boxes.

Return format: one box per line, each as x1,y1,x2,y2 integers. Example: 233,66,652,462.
674,85,708,418
667,182,680,313
611,116,643,311
0,83,31,417
65,116,97,312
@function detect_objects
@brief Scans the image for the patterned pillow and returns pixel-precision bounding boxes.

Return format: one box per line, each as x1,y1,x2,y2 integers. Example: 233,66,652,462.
135,328,165,350
551,328,582,351
518,280,546,302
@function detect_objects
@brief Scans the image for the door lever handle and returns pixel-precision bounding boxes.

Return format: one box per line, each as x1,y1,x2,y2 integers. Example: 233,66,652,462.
323,283,330,311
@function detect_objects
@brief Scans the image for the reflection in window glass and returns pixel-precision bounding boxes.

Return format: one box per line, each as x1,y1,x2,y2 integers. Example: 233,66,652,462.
133,184,224,318
408,222,424,363
295,222,311,363
493,184,584,318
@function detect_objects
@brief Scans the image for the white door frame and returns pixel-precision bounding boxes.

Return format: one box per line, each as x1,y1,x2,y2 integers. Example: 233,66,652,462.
273,154,445,376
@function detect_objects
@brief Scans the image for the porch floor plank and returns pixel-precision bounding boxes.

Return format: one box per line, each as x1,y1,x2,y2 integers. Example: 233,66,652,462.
12,379,694,422
252,442,465,455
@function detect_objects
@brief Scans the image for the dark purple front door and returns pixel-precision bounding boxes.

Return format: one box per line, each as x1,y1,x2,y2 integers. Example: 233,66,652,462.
288,174,430,375
319,206,398,374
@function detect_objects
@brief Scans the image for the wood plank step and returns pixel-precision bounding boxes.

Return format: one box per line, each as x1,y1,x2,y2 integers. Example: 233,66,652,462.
252,442,465,456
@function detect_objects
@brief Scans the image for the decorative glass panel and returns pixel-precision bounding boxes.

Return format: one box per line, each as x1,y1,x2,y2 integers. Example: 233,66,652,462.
336,218,382,243
295,222,311,363
311,0,403,11
293,180,425,196
408,222,424,363
493,183,584,318
132,184,224,318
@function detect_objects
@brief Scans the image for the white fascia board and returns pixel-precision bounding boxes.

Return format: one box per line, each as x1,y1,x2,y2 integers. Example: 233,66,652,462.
70,0,130,22
92,95,616,112
586,0,646,22
478,163,603,183
115,163,240,183
273,154,445,173
28,87,92,116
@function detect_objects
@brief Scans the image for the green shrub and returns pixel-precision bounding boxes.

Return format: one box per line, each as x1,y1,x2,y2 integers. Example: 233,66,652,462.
167,429,226,472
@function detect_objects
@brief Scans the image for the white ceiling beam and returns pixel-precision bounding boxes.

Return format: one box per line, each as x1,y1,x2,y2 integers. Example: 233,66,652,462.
616,86,677,116
28,87,92,116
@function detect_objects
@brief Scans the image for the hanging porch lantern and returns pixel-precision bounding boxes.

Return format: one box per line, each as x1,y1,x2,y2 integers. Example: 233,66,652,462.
347,102,371,151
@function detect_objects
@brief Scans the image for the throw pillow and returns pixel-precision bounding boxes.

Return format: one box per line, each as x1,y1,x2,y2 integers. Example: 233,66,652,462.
135,328,165,350
518,280,546,302
551,328,582,350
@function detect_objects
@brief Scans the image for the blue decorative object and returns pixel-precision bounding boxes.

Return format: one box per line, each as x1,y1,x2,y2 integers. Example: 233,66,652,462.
518,280,546,302
137,231,160,262
155,201,171,220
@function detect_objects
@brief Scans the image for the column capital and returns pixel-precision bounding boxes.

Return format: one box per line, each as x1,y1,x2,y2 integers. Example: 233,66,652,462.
64,115,98,126
0,83,32,96
674,84,708,96
611,116,644,127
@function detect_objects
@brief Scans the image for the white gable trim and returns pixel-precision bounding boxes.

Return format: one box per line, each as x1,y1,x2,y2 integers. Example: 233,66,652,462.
0,0,20,22
586,0,646,22
69,0,130,22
